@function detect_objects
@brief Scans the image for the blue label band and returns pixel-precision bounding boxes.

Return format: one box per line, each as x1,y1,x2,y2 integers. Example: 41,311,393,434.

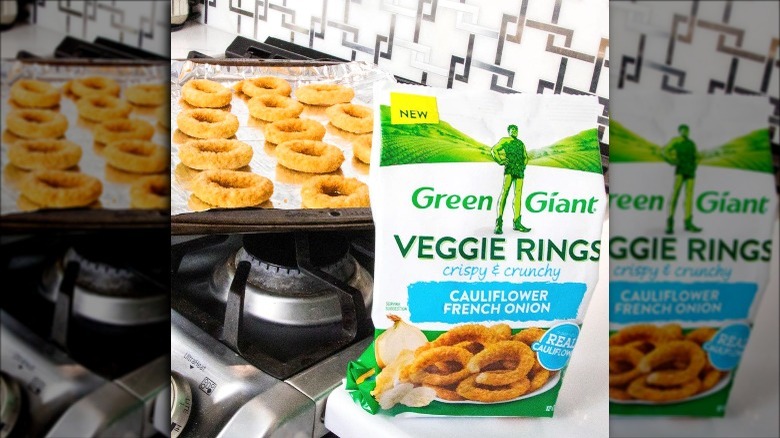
532,322,581,371
407,281,587,323
703,323,751,371
609,281,758,323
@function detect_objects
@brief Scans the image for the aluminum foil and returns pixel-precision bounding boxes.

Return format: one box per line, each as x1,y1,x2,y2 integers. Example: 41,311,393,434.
0,60,169,216
170,60,394,216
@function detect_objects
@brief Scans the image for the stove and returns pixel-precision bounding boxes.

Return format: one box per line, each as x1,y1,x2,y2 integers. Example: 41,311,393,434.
0,231,170,438
170,232,374,437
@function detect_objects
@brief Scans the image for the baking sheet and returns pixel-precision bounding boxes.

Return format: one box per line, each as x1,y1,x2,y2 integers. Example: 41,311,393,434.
170,60,394,217
0,59,169,225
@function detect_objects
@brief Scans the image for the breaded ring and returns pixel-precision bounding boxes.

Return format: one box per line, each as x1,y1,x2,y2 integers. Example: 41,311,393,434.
300,175,369,208
19,170,102,208
247,94,303,121
456,375,530,403
627,376,701,402
191,169,274,208
404,346,473,387
638,341,706,387
104,140,168,174
94,119,155,144
130,175,170,209
326,103,373,133
182,79,232,108
263,118,325,144
10,79,61,108
468,341,535,386
700,369,724,392
76,94,132,121
529,369,552,392
68,76,120,99
157,104,170,129
430,324,502,349
609,324,675,346
8,139,82,170
425,384,464,401
489,324,512,340
609,346,645,386
6,109,68,139
237,76,292,97
177,109,239,139
685,327,718,345
609,386,633,401
352,134,372,164
179,139,253,170
276,140,344,174
295,83,354,106
126,83,166,106
513,327,546,345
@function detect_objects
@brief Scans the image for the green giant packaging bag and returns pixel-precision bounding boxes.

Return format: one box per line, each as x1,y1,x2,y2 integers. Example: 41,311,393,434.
608,93,778,416
345,83,605,417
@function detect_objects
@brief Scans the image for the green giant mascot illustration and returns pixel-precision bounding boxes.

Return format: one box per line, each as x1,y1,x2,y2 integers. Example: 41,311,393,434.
662,124,702,233
492,124,531,234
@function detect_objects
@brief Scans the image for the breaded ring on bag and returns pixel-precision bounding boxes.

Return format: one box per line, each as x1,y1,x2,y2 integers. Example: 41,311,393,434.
6,109,68,139
182,79,232,108
177,109,239,139
456,375,530,402
627,376,702,402
8,139,81,170
10,79,61,108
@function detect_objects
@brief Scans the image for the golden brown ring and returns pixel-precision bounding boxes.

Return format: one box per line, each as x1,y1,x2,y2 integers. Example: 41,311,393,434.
10,79,61,108
181,79,232,108
609,324,675,346
130,175,170,209
352,135,372,164
300,175,369,208
638,341,706,387
8,139,82,170
76,94,132,121
104,140,168,174
68,76,121,99
191,169,274,208
126,83,166,106
177,109,239,139
19,170,102,208
263,118,325,144
468,341,535,386
326,103,373,133
94,119,155,144
295,83,354,106
275,140,344,174
456,375,530,403
6,109,68,139
685,327,718,345
626,376,702,402
178,139,253,170
404,346,473,387
238,76,292,97
430,324,502,349
608,346,645,386
247,94,304,121
513,327,546,345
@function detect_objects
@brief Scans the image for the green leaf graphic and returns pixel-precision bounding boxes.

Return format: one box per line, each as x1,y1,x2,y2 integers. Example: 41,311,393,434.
379,105,602,173
609,120,664,163
699,129,773,173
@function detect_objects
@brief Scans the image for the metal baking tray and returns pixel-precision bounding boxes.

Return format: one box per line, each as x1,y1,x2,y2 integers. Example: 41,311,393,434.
170,59,393,235
0,58,169,231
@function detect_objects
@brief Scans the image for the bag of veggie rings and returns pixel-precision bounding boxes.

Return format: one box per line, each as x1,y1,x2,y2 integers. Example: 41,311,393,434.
345,83,606,416
608,93,777,416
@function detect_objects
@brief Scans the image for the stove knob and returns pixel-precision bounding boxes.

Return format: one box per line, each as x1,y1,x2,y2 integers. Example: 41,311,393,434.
0,372,22,438
169,372,192,438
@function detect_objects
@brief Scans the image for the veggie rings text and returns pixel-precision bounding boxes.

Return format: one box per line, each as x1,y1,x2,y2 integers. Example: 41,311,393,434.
627,376,702,402
104,140,168,174
191,169,274,208
237,76,292,97
10,79,61,108
276,140,344,174
352,135,372,164
8,139,82,170
67,76,120,99
468,341,535,386
177,109,239,139
126,83,166,106
130,175,170,209
247,94,303,121
6,109,68,139
404,346,473,386
179,139,253,170
300,175,369,208
19,170,102,208
326,103,373,133
263,118,325,144
295,83,354,106
94,119,155,144
456,375,530,403
637,340,706,387
76,94,132,121
181,79,232,108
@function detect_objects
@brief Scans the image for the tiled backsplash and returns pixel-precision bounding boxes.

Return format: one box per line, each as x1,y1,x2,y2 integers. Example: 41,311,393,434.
32,0,169,56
